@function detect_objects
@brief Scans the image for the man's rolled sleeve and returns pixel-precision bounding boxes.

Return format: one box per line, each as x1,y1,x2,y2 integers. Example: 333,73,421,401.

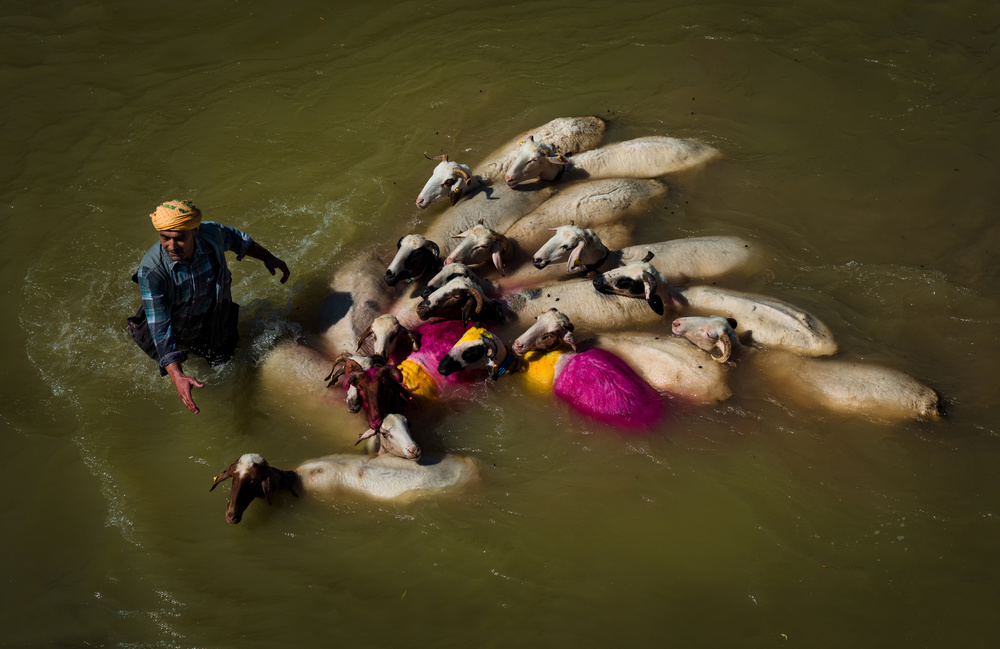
137,266,185,371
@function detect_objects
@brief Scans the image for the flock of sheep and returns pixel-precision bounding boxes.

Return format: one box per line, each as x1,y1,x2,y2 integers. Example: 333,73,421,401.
211,116,942,524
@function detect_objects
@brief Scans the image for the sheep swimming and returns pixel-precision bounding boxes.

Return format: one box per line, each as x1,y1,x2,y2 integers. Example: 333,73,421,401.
384,234,442,287
670,315,742,363
534,225,763,283
591,256,838,356
439,324,664,431
514,308,732,405
503,135,721,187
420,116,607,253
356,313,419,362
210,451,477,524
415,153,476,209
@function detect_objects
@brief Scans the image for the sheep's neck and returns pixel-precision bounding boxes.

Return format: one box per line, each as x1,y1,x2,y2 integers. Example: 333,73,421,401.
488,342,521,380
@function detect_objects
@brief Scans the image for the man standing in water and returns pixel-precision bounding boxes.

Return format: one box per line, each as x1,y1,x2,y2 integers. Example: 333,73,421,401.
127,199,291,414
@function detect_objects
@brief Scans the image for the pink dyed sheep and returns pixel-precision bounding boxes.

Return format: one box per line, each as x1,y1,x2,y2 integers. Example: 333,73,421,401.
438,324,664,432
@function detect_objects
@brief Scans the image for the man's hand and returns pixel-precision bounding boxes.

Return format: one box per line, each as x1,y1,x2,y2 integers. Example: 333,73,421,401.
246,242,291,284
166,362,204,414
263,252,291,284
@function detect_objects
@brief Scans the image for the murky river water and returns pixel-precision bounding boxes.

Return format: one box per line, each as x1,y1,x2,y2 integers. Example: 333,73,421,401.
3,1,999,647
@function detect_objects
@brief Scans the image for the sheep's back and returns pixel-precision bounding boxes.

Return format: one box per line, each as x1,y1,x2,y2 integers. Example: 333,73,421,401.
552,348,664,431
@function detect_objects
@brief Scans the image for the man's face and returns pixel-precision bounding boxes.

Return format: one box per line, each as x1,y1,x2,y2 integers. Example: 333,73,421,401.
159,228,197,262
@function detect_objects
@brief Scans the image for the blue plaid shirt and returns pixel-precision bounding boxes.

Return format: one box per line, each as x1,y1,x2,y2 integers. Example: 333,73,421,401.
136,222,252,369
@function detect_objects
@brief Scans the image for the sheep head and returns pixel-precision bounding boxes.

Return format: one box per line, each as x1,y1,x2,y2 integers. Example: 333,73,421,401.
504,136,567,186
416,154,475,208
445,222,511,277
512,308,578,355
210,453,299,524
416,276,487,327
671,316,740,363
356,413,421,460
385,234,442,286
591,257,678,316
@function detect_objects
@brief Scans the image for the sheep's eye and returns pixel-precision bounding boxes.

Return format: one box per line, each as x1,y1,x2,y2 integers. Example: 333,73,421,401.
444,178,456,187
461,346,485,363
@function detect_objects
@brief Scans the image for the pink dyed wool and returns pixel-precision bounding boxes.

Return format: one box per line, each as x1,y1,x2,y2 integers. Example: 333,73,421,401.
552,348,664,431
409,321,486,384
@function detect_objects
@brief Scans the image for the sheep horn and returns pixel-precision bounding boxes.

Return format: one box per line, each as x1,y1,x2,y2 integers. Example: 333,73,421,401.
712,335,732,364
453,167,471,182
562,329,579,353
423,152,448,161
642,251,655,263
425,239,440,258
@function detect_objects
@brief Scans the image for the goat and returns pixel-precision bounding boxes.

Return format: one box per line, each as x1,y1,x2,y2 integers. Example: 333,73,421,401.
534,225,763,282
438,324,664,431
504,135,720,187
416,153,476,209
514,308,732,405
210,451,477,524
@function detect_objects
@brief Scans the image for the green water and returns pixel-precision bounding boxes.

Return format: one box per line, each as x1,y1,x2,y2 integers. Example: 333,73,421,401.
2,1,998,647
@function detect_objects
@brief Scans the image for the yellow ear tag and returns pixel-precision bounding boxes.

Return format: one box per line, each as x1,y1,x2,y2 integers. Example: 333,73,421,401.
517,141,524,146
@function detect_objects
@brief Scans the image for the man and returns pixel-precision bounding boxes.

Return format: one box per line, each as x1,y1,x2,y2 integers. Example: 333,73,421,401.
128,199,290,414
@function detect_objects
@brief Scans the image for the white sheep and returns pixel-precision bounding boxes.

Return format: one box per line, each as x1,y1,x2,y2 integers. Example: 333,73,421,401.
591,257,838,356
504,135,721,187
413,275,672,340
751,350,943,423
355,313,419,362
210,451,477,524
415,153,476,209
670,315,743,363
319,251,396,357
421,116,607,253
533,224,764,283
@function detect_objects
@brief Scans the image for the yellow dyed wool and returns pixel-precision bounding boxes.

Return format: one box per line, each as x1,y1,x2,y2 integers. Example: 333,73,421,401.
398,359,438,403
520,350,561,394
457,326,492,345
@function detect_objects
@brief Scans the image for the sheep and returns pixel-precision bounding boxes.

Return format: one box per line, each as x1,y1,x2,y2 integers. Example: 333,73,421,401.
384,234,442,287
210,451,477,524
444,221,512,276
414,275,676,339
355,313,419,363
393,319,490,405
503,135,721,187
438,324,664,431
591,257,838,356
513,308,731,405
324,351,385,413
415,153,476,209
421,116,607,253
669,316,942,421
670,315,742,363
533,225,763,283
750,350,943,422
345,364,417,432
355,413,421,460
394,178,667,292
678,285,837,357
319,251,395,357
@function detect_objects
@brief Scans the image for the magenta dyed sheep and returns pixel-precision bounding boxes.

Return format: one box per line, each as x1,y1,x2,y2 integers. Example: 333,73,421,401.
438,325,665,433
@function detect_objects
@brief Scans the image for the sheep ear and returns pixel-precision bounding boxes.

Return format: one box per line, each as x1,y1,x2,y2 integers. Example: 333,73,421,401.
356,428,377,444
642,251,655,263
262,473,274,506
567,240,586,273
460,298,476,327
492,243,506,277
647,294,665,316
449,186,463,205
547,155,568,166
562,330,579,353
356,326,373,351
727,318,738,330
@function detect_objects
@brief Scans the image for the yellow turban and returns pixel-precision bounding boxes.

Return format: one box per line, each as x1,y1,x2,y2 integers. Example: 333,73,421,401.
150,200,202,231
